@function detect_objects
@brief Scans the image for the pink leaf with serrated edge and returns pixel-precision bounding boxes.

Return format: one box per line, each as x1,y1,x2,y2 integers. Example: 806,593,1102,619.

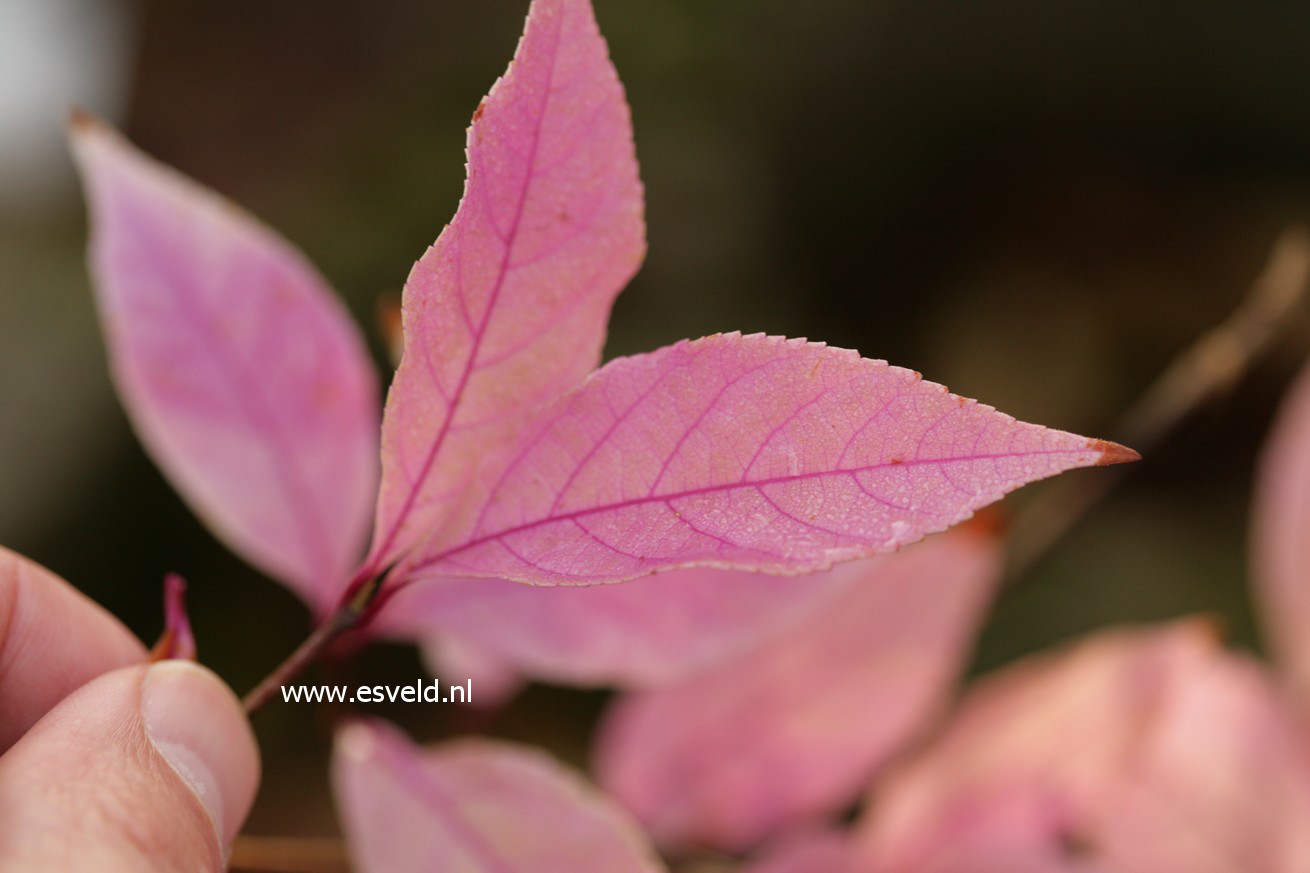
593,526,1002,852
70,119,379,610
1252,362,1310,705
367,0,644,573
377,565,850,689
395,333,1133,587
851,621,1310,873
332,720,666,873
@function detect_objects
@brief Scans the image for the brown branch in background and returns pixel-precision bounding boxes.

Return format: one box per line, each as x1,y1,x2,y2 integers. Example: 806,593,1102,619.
229,835,350,873
1005,226,1310,584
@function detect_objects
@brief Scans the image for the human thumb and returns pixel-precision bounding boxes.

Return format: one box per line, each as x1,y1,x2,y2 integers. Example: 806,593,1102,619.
0,661,259,872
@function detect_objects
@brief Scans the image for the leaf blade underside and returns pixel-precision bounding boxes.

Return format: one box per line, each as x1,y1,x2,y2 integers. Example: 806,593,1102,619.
398,333,1133,587
71,118,380,609
367,0,645,574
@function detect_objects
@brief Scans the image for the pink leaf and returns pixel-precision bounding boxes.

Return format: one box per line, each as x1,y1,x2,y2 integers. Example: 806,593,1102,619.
593,526,1002,851
741,830,861,873
420,633,526,709
855,623,1212,868
853,621,1310,873
332,720,666,873
1252,361,1310,704
399,333,1134,586
857,786,1120,873
377,565,850,688
1093,653,1310,873
367,0,645,572
70,118,379,610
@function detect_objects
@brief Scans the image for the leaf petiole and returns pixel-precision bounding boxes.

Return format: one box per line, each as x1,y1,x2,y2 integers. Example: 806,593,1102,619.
240,572,387,714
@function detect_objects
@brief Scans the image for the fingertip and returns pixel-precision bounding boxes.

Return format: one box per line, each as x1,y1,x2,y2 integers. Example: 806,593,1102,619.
142,661,260,849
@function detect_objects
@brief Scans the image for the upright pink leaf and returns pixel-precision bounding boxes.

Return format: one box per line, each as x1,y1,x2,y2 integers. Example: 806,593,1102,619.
332,720,666,873
368,0,645,571
377,565,850,688
594,526,1002,852
70,118,379,610
1252,361,1310,704
147,574,197,662
852,621,1310,873
399,333,1134,586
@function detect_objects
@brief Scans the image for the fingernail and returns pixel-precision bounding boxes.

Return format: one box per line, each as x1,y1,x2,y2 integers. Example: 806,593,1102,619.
141,661,260,851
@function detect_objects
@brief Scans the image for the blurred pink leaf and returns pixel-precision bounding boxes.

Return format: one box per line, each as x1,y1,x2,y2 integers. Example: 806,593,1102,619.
741,829,860,873
859,787,1119,873
1252,362,1310,704
377,565,850,689
1094,651,1310,872
855,623,1212,869
367,0,645,573
853,621,1310,873
332,720,666,873
420,633,525,709
593,526,1003,851
70,119,379,610
739,824,1110,873
397,333,1132,586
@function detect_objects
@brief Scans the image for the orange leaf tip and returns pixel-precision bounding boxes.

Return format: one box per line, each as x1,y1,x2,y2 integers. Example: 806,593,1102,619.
1091,439,1141,466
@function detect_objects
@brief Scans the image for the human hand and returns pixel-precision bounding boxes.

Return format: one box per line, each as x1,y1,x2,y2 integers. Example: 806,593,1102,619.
0,548,259,871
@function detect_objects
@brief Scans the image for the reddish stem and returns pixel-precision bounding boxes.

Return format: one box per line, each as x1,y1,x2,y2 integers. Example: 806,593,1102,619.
240,573,383,714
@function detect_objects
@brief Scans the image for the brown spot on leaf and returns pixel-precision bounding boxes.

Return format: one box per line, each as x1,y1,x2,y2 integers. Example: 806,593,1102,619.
472,100,487,123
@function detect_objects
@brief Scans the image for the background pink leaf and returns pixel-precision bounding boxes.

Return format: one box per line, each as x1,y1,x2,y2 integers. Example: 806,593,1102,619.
1252,360,1310,705
368,0,645,572
741,829,860,873
376,565,850,689
420,633,525,709
853,621,1310,873
400,332,1133,586
593,526,1002,852
1094,651,1310,872
71,119,379,610
854,623,1213,869
332,720,666,873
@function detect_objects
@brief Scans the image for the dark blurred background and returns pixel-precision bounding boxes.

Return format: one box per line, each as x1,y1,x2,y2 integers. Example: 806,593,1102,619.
4,0,1310,840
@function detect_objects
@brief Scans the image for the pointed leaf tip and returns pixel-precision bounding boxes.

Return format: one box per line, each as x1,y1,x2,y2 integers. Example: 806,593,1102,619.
148,574,197,662
397,334,1131,587
1091,439,1140,466
367,0,645,572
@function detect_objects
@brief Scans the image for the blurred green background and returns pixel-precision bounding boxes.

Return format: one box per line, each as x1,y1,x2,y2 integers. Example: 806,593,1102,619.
4,0,1310,840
